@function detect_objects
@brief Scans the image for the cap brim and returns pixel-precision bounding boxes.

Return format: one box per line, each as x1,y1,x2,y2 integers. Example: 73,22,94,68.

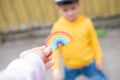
56,0,78,5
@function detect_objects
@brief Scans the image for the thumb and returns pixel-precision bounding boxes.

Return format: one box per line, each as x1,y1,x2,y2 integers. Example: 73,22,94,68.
43,46,51,56
45,61,55,70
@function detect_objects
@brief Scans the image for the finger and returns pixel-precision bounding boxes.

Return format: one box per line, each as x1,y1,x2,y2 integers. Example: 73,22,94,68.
40,46,46,50
45,61,55,70
43,46,52,56
30,46,46,54
44,56,52,63
45,51,52,57
32,46,46,51
20,50,30,58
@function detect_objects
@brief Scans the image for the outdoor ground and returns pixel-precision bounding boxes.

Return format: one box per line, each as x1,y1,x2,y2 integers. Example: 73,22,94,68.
0,29,120,80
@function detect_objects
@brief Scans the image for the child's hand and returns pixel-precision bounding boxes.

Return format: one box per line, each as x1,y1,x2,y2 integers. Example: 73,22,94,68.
96,61,102,70
20,46,54,70
52,68,61,80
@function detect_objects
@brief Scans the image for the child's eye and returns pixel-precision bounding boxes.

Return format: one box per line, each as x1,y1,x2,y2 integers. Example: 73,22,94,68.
71,6,75,10
63,9,68,12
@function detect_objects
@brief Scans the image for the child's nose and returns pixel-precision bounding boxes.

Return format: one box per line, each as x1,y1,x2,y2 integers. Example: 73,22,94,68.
68,11,73,16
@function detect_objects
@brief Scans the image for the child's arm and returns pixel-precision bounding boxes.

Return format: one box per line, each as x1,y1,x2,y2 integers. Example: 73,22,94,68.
88,19,102,69
52,49,61,80
52,49,61,69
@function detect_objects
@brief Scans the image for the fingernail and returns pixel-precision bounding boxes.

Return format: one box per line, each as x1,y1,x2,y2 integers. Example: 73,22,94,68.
44,46,51,55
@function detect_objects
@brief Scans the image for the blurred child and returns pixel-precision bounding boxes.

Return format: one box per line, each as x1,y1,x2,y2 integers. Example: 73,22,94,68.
51,0,107,80
0,46,54,80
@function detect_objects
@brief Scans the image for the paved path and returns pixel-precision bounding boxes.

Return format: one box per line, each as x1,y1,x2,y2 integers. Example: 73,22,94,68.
0,29,120,80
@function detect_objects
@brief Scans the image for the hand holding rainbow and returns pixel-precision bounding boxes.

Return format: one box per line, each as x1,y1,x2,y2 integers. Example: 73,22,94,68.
46,31,73,50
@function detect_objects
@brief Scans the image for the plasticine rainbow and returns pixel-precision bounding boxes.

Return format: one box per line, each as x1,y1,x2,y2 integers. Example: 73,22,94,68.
46,31,73,50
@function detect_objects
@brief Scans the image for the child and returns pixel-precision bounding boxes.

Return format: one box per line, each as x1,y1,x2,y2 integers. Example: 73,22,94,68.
0,46,54,80
51,0,107,80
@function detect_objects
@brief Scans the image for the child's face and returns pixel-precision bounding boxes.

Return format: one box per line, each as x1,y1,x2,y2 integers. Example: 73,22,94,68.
57,3,79,21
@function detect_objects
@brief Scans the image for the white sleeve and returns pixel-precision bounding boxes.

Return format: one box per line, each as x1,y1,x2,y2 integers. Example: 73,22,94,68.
0,54,46,80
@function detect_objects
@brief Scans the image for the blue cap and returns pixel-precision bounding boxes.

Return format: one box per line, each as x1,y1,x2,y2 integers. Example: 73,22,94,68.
55,0,78,5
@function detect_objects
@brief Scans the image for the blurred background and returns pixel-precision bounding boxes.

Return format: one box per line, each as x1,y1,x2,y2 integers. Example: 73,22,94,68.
0,0,120,80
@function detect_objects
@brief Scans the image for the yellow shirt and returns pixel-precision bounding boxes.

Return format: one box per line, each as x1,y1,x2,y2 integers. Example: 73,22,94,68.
51,15,102,69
